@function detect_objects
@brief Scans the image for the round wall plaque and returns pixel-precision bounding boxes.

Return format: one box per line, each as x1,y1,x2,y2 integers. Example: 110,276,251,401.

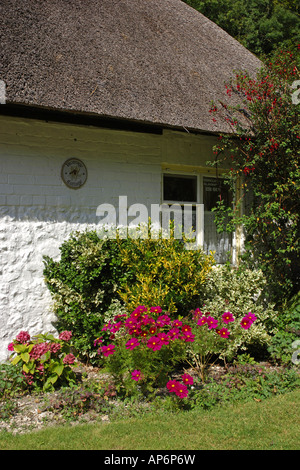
61,158,87,189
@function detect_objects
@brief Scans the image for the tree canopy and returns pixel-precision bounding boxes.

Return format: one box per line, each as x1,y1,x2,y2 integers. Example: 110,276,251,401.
183,0,300,58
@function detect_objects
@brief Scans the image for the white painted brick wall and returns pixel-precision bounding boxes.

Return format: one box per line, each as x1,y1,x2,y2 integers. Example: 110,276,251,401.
0,116,216,361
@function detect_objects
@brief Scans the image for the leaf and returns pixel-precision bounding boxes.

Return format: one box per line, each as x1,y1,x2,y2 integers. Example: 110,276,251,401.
21,352,30,363
52,363,64,376
11,355,21,365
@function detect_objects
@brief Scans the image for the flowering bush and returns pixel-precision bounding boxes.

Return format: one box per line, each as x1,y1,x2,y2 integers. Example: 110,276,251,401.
8,330,77,391
96,304,258,398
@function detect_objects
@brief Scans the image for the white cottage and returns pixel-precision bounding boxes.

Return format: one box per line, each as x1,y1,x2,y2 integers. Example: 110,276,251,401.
0,0,261,360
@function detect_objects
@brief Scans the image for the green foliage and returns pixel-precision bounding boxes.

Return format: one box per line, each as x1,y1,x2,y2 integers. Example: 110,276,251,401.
0,363,27,399
268,290,300,363
209,45,300,303
187,365,300,411
43,227,214,362
183,0,300,58
43,231,126,362
116,225,214,315
200,264,278,360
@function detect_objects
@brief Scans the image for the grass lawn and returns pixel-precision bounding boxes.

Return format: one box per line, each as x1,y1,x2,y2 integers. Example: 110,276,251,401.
0,389,299,450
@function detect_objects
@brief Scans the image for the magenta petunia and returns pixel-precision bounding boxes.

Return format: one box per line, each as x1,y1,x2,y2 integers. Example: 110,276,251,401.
222,312,234,324
174,382,189,398
207,316,218,330
157,332,170,345
150,306,162,314
126,337,140,350
217,327,230,338
131,370,142,381
147,336,162,351
181,373,194,385
101,344,116,356
166,379,179,392
240,316,252,329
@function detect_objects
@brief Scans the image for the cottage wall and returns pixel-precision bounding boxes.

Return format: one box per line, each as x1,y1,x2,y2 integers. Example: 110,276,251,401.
0,115,219,361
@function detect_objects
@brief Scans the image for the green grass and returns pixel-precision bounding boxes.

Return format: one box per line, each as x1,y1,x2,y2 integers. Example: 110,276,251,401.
0,389,299,450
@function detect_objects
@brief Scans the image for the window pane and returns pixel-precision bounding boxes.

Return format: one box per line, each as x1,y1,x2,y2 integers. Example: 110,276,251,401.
163,174,197,202
203,177,231,211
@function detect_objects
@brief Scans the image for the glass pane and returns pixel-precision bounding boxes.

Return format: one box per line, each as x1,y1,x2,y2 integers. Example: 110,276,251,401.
203,177,232,263
203,177,232,211
163,174,197,202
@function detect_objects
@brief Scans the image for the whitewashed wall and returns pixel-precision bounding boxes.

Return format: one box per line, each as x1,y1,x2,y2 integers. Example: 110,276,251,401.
0,115,218,361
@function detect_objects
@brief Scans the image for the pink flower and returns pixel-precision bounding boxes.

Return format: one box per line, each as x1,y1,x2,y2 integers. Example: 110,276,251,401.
166,379,179,392
94,337,103,347
222,312,234,324
7,342,14,351
101,344,116,356
174,382,189,398
58,331,72,341
16,331,30,344
240,316,252,330
63,353,76,365
217,327,230,338
150,306,162,314
131,370,142,381
181,324,191,333
50,342,61,354
147,336,162,351
167,328,180,340
207,316,218,330
156,315,170,327
197,316,207,326
132,306,148,316
181,331,195,342
181,373,194,385
126,338,140,350
247,312,257,323
172,319,182,328
30,342,50,360
157,332,170,345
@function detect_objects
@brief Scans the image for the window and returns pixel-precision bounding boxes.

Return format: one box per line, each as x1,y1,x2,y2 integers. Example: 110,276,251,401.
162,173,232,263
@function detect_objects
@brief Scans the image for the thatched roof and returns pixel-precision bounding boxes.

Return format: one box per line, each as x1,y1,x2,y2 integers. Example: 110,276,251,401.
0,0,262,133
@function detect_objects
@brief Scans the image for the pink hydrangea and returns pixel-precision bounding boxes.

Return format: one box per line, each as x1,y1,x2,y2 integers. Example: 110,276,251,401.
63,353,76,365
7,342,14,351
16,331,30,344
58,331,72,341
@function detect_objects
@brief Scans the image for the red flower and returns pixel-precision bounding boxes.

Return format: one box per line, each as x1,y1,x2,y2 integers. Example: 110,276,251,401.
147,336,162,351
101,344,116,356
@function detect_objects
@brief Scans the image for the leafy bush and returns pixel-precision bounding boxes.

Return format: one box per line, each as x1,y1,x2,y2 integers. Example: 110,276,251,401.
116,225,214,315
96,304,260,400
43,227,214,362
8,330,77,392
268,290,300,364
199,264,278,360
43,231,127,362
0,362,27,399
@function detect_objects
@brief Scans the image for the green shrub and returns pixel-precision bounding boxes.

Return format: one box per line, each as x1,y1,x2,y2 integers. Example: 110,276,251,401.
199,264,278,360
116,225,214,316
43,231,126,363
268,290,300,364
43,226,214,362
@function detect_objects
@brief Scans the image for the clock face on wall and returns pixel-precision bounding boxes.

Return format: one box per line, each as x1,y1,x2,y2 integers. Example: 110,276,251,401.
61,158,87,189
